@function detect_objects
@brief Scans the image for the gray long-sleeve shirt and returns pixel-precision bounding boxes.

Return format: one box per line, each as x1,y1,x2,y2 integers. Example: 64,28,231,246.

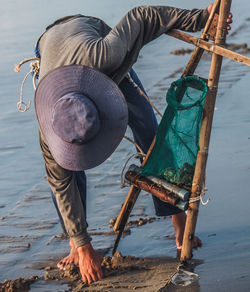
38,5,209,248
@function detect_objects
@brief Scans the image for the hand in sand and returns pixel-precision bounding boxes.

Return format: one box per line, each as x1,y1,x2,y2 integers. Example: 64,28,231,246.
207,3,233,32
78,243,103,284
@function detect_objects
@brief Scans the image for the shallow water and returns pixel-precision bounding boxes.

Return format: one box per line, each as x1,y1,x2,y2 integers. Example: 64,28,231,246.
0,0,250,291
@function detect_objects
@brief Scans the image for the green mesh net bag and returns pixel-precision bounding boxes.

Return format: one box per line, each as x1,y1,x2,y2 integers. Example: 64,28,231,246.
141,76,208,187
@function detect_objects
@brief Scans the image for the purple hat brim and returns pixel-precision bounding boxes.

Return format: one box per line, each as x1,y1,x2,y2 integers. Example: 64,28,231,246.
35,65,128,171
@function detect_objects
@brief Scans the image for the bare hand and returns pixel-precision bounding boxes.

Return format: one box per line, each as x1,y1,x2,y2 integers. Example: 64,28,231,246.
77,243,103,284
207,3,233,32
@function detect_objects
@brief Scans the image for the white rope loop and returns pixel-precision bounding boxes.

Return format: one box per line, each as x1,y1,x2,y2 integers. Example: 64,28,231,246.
200,184,211,205
190,180,210,205
120,152,145,188
14,57,40,113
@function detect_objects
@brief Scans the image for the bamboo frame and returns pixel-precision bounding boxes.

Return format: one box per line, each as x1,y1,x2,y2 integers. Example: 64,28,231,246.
113,2,220,237
112,0,244,259
112,2,220,255
113,3,221,241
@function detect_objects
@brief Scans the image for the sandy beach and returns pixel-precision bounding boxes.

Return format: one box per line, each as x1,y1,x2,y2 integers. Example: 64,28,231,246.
0,0,250,291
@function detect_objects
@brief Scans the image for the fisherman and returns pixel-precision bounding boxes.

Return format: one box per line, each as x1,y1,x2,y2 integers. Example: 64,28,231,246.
34,4,232,284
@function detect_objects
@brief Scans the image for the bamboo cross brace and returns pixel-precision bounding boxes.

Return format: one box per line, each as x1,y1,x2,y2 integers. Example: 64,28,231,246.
167,29,250,67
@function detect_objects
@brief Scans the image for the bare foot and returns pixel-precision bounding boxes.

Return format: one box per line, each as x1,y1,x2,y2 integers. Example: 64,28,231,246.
78,243,103,284
57,238,79,270
172,212,202,250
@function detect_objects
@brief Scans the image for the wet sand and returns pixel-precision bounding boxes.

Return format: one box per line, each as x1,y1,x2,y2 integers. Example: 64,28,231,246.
1,0,250,291
0,252,180,292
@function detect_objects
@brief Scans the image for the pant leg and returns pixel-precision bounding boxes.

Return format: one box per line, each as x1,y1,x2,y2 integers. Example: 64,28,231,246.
119,69,183,216
50,190,67,234
119,69,158,154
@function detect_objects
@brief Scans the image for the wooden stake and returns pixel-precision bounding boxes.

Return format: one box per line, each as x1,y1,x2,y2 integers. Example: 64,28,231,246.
180,0,232,262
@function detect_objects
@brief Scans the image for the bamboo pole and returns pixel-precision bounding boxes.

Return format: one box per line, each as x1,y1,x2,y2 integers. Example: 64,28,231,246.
167,29,250,67
112,184,141,255
181,0,221,77
180,0,232,262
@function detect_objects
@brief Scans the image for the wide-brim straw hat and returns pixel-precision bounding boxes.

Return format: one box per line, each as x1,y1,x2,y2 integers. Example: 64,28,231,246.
35,65,128,171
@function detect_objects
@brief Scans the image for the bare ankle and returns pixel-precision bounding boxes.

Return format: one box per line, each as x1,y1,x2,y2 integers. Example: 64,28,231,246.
172,212,186,248
69,237,76,249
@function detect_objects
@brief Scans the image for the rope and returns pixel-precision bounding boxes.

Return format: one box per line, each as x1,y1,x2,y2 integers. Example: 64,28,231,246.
121,136,146,188
190,176,210,205
14,58,40,112
123,135,145,157
126,73,163,118
200,184,211,205
120,153,145,188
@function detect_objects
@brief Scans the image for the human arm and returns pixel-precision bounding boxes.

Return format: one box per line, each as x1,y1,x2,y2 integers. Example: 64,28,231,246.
39,131,104,283
39,131,91,248
38,6,209,83
85,6,209,82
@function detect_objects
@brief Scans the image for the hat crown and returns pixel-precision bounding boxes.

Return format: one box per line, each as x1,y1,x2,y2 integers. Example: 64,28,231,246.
52,92,100,144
